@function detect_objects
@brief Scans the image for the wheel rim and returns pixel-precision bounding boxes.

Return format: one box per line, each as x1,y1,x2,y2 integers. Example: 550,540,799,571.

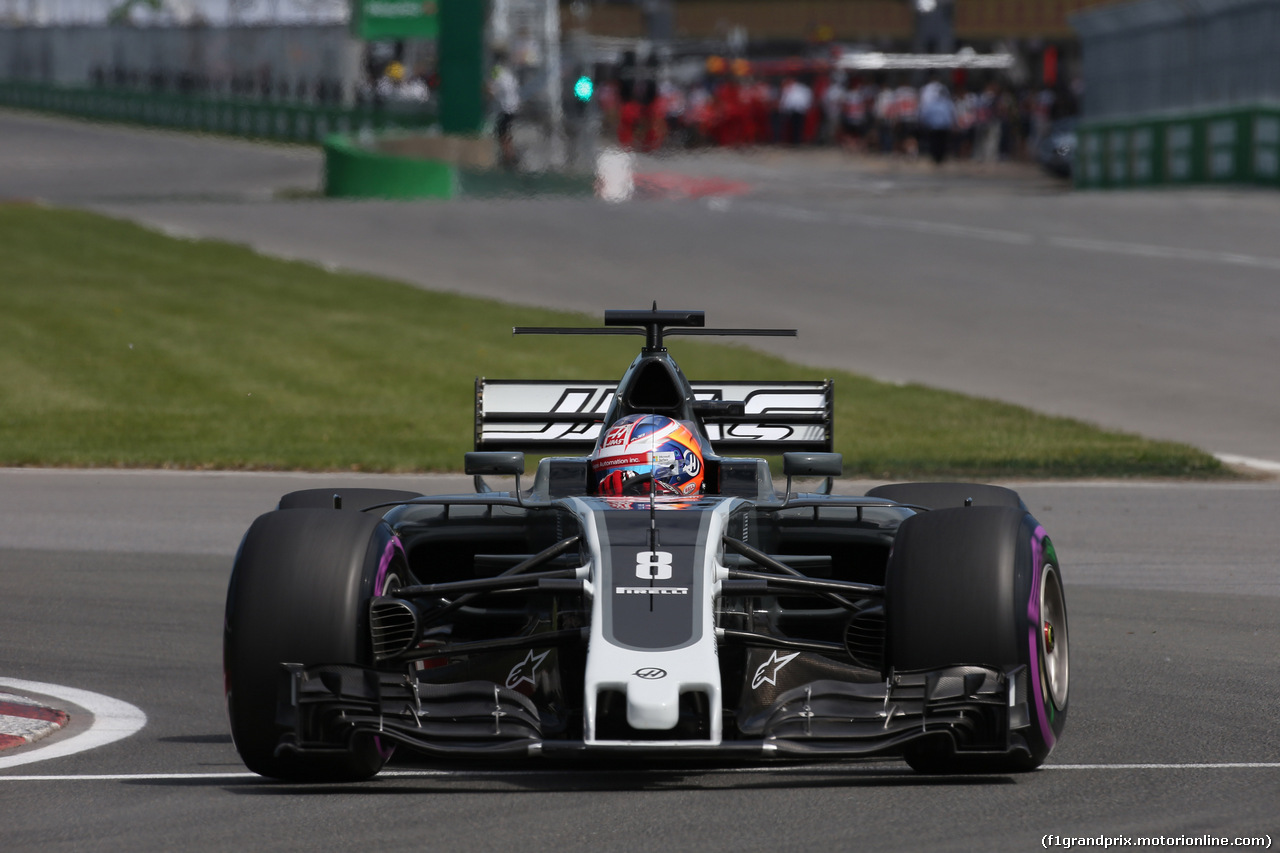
1039,564,1069,709
379,571,401,596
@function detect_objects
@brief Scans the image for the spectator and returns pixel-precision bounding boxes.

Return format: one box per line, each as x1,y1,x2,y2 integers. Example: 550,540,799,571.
842,78,870,151
821,72,846,145
375,61,404,104
659,78,686,147
744,76,773,145
686,83,713,147
396,65,430,103
975,81,1001,163
712,74,747,148
873,81,896,153
1032,85,1055,152
955,86,978,159
919,78,957,165
893,80,919,156
488,51,520,169
597,77,620,142
998,85,1020,159
778,76,813,145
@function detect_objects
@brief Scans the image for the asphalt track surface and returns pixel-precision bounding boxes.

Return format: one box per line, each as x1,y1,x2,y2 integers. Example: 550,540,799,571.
1,110,1279,849
4,109,1279,463
1,470,1278,852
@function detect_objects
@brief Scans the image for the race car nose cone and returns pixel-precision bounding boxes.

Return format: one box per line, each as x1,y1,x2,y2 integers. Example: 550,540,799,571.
626,677,681,730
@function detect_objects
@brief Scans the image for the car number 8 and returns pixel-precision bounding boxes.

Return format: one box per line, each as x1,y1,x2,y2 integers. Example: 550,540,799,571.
636,550,673,580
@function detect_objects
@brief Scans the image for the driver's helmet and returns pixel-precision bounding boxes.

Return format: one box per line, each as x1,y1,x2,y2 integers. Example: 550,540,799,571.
592,414,705,497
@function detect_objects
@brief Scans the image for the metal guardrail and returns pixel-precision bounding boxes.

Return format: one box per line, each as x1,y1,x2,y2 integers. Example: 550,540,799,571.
1072,0,1280,122
0,24,360,98
0,80,436,145
1070,0,1280,189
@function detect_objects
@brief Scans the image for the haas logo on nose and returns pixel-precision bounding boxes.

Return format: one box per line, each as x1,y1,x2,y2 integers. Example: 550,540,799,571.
633,667,667,680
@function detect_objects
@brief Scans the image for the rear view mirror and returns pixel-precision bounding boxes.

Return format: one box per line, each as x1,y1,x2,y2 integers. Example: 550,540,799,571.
782,452,843,478
781,452,842,505
464,451,526,476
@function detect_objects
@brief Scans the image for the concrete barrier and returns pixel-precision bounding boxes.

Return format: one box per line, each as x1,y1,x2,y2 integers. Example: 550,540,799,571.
0,80,435,145
322,132,595,200
323,134,457,199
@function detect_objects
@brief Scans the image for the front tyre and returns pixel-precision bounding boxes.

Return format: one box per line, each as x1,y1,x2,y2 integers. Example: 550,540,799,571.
224,508,407,781
885,505,1069,773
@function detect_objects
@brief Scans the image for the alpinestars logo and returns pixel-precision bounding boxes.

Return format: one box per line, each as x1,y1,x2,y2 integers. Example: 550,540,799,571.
751,651,801,689
505,649,550,689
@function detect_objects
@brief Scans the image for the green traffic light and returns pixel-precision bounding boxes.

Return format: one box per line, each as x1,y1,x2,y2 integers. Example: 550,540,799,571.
574,75,594,102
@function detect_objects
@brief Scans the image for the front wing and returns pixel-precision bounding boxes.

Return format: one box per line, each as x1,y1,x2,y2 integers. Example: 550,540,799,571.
275,662,1037,764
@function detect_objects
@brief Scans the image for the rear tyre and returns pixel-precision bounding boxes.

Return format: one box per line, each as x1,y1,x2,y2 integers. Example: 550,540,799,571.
224,508,407,781
885,505,1068,773
866,481,1025,511
277,488,422,513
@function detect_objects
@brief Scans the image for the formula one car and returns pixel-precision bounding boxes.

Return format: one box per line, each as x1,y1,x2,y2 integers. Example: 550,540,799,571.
224,308,1069,780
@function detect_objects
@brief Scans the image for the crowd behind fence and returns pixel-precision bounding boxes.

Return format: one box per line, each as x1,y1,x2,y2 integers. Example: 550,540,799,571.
1,23,1080,167
594,71,1079,164
1070,0,1280,189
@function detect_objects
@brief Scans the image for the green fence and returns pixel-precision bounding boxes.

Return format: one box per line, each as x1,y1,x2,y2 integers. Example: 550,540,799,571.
1077,106,1280,190
0,80,436,145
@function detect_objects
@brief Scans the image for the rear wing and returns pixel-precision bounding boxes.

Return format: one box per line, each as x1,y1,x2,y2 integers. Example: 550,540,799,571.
475,379,833,455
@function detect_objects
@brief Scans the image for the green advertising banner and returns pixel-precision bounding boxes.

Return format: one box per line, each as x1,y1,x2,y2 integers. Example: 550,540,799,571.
353,0,439,39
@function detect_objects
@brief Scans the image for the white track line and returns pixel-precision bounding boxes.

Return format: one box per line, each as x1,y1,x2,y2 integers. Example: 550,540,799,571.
3,763,1279,782
1214,454,1280,474
1044,762,1280,770
743,202,1032,245
0,679,146,770
1049,236,1280,272
736,200,1280,272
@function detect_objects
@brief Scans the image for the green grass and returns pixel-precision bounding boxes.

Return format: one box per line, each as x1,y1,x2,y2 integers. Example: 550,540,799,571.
0,205,1227,478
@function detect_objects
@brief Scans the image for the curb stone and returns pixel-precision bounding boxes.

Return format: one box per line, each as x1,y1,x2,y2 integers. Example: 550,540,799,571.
0,693,69,750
